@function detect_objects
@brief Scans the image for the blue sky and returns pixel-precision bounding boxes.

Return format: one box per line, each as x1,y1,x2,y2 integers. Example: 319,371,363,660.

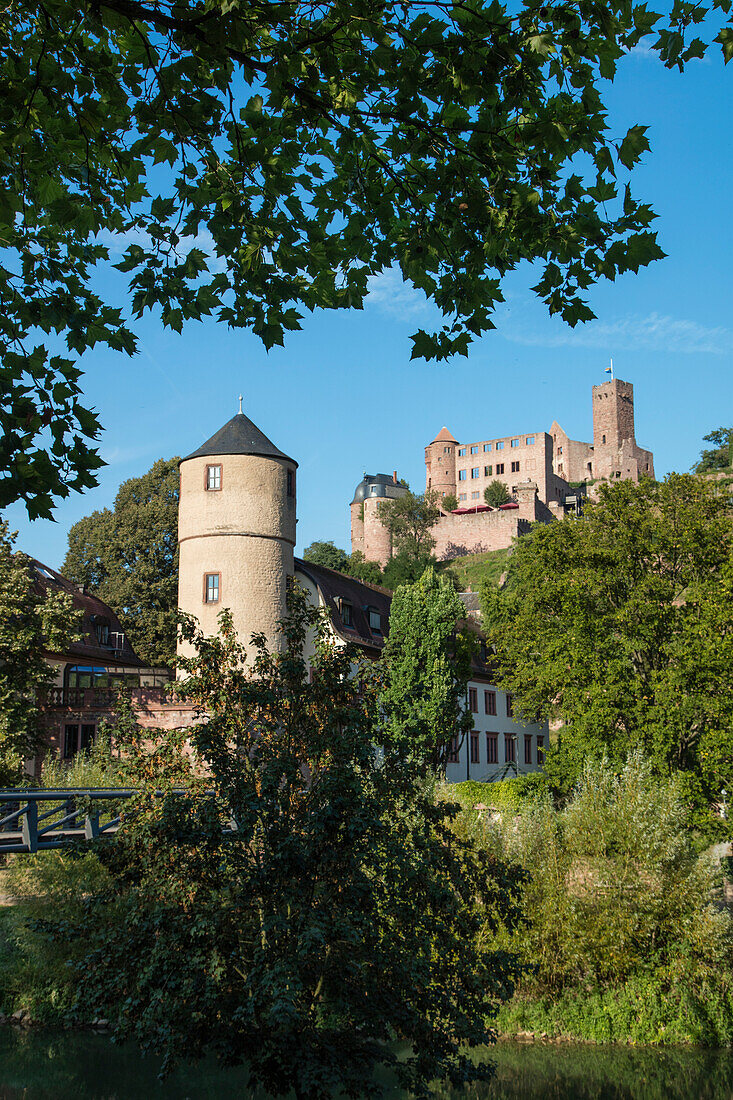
5,45,732,569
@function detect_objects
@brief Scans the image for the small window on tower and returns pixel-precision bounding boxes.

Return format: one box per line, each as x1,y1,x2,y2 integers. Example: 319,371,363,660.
204,573,220,603
206,465,222,491
287,469,295,498
602,434,606,444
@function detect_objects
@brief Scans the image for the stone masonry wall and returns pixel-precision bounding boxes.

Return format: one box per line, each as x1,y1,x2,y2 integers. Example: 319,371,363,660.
362,496,394,568
432,509,528,560
177,452,296,665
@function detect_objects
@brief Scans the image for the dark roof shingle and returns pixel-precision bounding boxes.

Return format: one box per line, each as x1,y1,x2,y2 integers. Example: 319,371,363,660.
183,412,297,466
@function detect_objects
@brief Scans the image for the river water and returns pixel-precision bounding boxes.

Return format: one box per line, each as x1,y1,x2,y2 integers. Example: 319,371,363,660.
0,1029,731,1099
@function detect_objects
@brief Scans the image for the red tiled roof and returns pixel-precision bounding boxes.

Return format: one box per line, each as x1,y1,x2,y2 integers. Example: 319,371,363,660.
430,426,458,444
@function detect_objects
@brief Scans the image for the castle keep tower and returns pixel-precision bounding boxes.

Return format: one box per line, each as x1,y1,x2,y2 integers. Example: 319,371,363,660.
591,378,654,482
177,409,297,664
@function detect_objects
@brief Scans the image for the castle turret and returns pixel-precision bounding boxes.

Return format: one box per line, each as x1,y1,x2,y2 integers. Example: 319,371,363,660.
425,427,458,498
350,473,407,568
177,408,297,665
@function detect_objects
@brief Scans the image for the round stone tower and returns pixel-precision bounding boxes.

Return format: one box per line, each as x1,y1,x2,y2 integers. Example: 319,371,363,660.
177,408,297,666
350,473,408,568
424,427,458,498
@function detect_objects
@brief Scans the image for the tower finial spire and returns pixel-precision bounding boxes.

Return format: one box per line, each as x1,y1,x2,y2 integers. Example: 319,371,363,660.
238,394,243,414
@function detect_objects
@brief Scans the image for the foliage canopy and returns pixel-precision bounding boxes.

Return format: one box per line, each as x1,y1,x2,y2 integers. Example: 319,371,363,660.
484,480,511,508
62,457,180,668
62,591,524,1098
382,566,475,769
302,540,383,584
5,0,732,514
0,522,78,783
695,427,733,473
481,475,733,815
378,488,441,558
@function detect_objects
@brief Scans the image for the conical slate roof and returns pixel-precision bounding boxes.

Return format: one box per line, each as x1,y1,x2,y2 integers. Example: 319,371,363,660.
183,412,297,466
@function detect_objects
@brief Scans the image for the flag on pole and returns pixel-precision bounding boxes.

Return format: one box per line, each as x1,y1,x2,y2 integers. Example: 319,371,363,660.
604,358,614,379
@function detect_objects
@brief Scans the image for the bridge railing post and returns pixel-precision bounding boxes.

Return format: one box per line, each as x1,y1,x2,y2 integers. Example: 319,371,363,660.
21,800,38,854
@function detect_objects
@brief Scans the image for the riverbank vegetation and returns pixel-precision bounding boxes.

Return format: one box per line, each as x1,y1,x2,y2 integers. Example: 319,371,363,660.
444,755,733,1046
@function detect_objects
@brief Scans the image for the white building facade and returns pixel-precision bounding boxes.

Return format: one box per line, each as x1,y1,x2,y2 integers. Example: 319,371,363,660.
445,675,548,784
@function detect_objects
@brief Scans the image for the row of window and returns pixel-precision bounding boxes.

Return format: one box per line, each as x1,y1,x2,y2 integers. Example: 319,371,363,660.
204,464,295,498
467,688,511,716
456,436,535,457
458,462,510,481
448,732,545,766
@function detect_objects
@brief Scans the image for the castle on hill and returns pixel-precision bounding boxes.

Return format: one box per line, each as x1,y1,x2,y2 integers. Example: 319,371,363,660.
351,377,655,567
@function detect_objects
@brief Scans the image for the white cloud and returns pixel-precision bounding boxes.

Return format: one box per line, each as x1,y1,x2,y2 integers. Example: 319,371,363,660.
97,227,227,273
504,311,731,356
365,268,434,320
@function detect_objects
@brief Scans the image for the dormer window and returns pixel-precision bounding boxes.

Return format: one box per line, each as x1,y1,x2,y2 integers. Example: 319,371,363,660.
368,608,382,633
341,600,353,628
206,464,222,491
95,623,110,646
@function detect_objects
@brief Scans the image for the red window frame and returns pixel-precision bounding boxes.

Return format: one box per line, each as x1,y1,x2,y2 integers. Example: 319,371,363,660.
486,733,498,763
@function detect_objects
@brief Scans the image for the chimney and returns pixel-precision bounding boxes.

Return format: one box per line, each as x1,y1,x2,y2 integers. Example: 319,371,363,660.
393,470,398,483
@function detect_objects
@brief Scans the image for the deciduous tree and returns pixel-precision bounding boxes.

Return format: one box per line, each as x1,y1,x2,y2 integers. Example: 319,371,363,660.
694,427,733,473
302,540,352,573
0,522,78,783
378,488,441,561
62,457,180,668
5,0,729,515
481,475,733,817
484,481,511,508
382,566,475,769
66,590,524,1098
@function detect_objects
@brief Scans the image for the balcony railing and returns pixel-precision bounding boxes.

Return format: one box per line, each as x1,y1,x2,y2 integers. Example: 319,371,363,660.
39,686,169,709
